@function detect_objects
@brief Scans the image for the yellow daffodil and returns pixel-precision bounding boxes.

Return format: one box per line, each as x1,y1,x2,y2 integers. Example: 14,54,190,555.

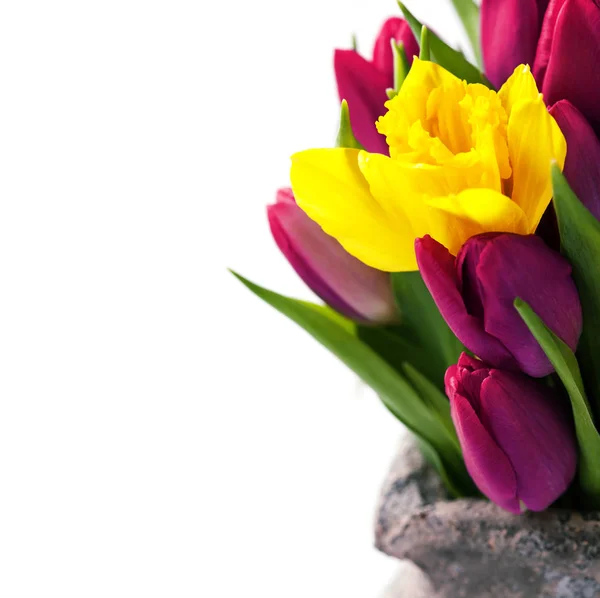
290,60,566,271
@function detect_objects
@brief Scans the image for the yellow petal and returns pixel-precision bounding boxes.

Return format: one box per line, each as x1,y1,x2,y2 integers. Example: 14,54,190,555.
290,148,416,271
498,64,539,118
507,97,567,230
425,189,529,255
360,143,492,202
377,58,465,159
400,58,463,102
427,80,472,155
357,152,475,269
359,151,459,201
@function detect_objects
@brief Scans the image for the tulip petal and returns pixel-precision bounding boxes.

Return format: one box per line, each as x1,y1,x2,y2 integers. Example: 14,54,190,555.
481,0,540,88
481,372,576,511
540,0,600,136
450,390,520,513
455,233,495,320
536,0,551,25
268,189,397,323
290,148,414,271
415,235,518,369
550,100,600,222
425,189,529,256
372,17,418,77
532,0,568,86
506,95,566,230
334,50,390,155
476,234,581,377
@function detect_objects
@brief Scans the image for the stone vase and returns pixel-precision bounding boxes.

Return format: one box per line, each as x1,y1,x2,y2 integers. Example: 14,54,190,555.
375,438,600,598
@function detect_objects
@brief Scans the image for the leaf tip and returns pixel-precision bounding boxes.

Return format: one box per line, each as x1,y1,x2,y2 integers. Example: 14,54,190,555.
229,269,255,292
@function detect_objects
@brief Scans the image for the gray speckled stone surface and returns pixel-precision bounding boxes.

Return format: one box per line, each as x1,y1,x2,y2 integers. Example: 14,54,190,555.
375,437,600,597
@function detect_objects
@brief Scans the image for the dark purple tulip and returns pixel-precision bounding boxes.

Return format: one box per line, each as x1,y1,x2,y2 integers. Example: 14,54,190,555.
535,0,600,136
481,0,549,89
446,353,577,514
550,100,600,222
334,17,418,154
267,188,397,324
415,234,582,377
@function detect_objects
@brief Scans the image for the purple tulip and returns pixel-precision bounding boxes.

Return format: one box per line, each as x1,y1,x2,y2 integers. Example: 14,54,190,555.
267,188,397,324
415,234,582,377
550,100,600,222
334,17,418,154
446,353,577,514
481,0,549,89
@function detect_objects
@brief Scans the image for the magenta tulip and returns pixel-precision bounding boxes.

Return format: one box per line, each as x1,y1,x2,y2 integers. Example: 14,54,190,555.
446,353,577,514
481,0,549,88
482,0,600,137
415,234,582,377
334,17,418,154
267,188,397,324
535,0,600,136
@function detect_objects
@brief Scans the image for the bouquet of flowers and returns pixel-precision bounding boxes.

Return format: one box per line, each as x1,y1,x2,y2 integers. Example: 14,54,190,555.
234,0,600,518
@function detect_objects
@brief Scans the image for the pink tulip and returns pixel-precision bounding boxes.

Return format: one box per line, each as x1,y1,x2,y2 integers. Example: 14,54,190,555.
267,188,397,323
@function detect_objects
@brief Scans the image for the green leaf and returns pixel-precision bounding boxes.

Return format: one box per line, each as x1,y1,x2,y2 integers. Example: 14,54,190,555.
400,365,477,497
357,324,438,384
398,1,492,88
335,99,364,150
297,299,355,334
449,0,482,68
232,271,471,494
391,271,463,388
416,436,468,498
402,362,458,448
515,298,600,509
233,271,434,436
552,164,600,419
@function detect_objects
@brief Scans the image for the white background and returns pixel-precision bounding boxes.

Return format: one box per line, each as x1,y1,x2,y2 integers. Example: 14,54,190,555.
0,1,466,596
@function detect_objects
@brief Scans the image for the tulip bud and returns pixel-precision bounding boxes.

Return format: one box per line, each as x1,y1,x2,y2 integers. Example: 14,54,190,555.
481,0,548,88
550,100,600,222
334,17,418,154
415,234,582,377
267,188,397,324
371,17,419,79
446,353,577,513
534,0,600,136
